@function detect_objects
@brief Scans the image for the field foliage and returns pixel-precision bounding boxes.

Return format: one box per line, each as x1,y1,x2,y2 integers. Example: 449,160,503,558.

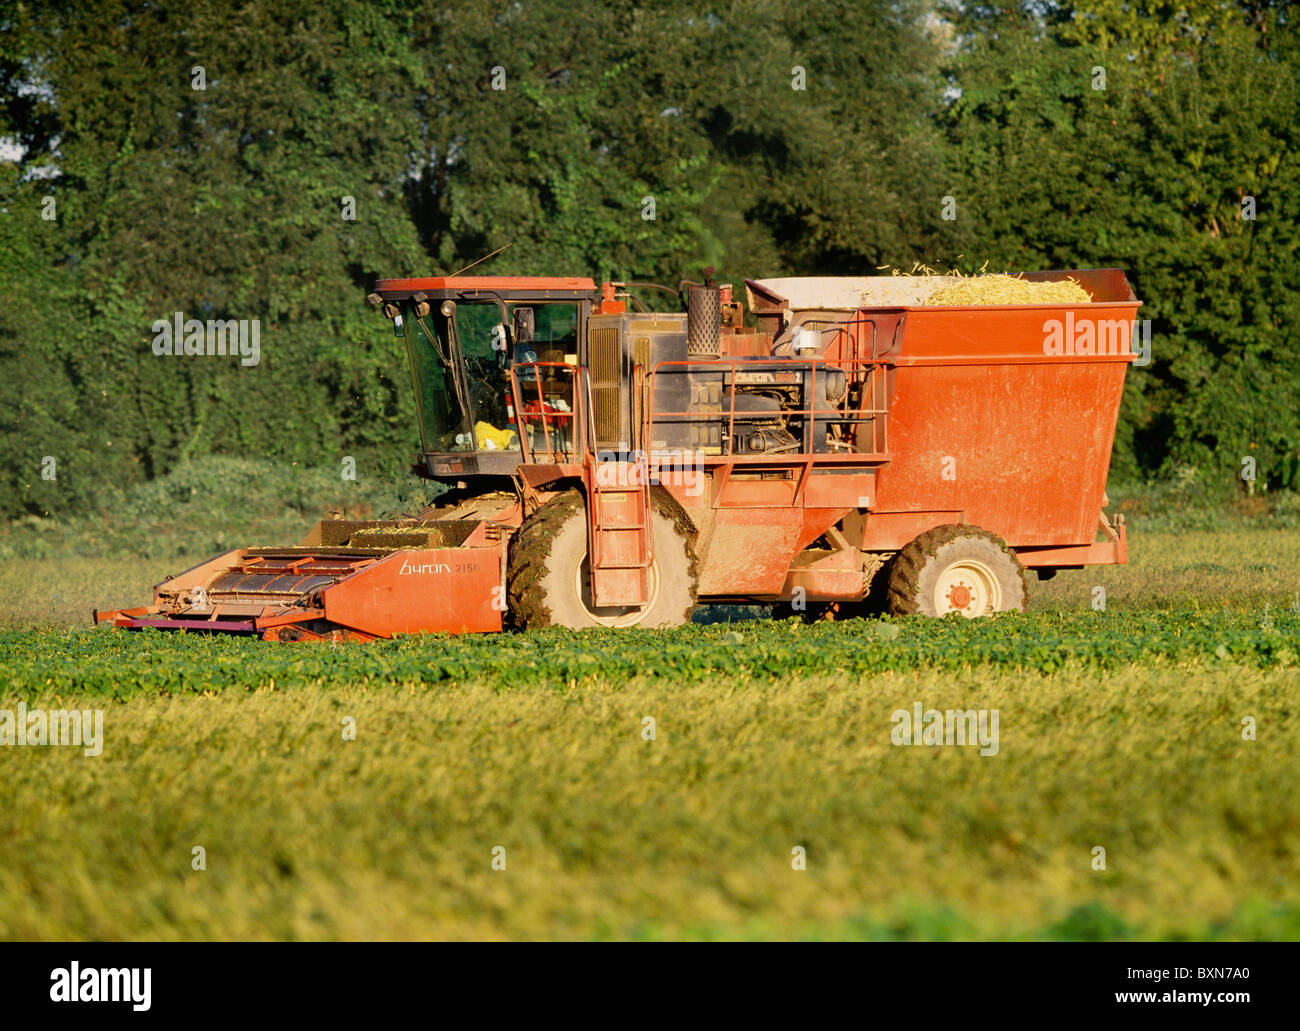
2,609,1298,698
0,524,1296,941
1,662,1296,941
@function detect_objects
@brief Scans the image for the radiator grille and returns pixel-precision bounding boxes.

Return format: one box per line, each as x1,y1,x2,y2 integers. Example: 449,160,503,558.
590,326,622,447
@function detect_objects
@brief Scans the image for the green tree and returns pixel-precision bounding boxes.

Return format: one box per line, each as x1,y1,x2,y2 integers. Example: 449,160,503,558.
0,0,431,517
941,1,1300,486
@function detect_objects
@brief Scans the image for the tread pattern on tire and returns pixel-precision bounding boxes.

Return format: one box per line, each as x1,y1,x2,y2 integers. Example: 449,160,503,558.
648,488,700,625
886,523,1027,617
506,491,582,629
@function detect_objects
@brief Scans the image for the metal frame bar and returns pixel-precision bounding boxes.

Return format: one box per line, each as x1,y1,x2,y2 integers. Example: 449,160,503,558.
643,353,892,459
508,361,592,465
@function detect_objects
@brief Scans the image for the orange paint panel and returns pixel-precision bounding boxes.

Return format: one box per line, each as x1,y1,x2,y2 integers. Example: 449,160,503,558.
322,546,504,636
699,509,805,594
793,509,854,553
1016,526,1127,567
781,567,864,601
714,477,797,508
375,276,596,293
892,302,1140,361
873,355,1127,547
856,511,963,552
804,472,874,509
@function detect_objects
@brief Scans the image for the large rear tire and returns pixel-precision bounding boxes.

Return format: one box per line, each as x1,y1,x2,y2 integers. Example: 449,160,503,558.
507,490,697,630
886,524,1027,618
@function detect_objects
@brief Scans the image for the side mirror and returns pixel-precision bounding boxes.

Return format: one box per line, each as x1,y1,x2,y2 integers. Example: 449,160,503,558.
512,307,535,345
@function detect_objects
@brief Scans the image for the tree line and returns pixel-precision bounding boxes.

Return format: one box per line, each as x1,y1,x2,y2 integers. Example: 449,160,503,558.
1,0,1296,518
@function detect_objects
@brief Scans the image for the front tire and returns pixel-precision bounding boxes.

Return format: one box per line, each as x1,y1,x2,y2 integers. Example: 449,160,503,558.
886,524,1027,618
507,490,697,630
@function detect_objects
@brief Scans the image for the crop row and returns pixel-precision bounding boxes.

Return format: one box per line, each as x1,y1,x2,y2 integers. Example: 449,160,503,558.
2,609,1298,698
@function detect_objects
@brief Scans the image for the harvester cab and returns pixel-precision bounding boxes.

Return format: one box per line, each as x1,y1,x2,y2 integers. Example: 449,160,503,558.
367,276,600,481
96,267,1140,641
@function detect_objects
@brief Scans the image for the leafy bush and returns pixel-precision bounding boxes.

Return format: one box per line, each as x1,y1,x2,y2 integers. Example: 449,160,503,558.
0,456,443,560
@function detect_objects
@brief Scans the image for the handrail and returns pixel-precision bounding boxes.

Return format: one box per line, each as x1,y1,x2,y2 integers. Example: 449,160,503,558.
644,354,892,456
508,361,584,464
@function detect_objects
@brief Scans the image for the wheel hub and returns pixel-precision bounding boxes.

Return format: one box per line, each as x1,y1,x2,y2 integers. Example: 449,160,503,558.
934,559,1001,617
575,557,662,627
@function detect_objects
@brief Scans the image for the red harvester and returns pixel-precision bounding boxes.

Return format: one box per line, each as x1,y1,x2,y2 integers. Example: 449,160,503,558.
96,269,1139,640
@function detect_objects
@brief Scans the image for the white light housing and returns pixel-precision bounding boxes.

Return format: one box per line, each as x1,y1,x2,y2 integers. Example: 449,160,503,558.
793,326,820,354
